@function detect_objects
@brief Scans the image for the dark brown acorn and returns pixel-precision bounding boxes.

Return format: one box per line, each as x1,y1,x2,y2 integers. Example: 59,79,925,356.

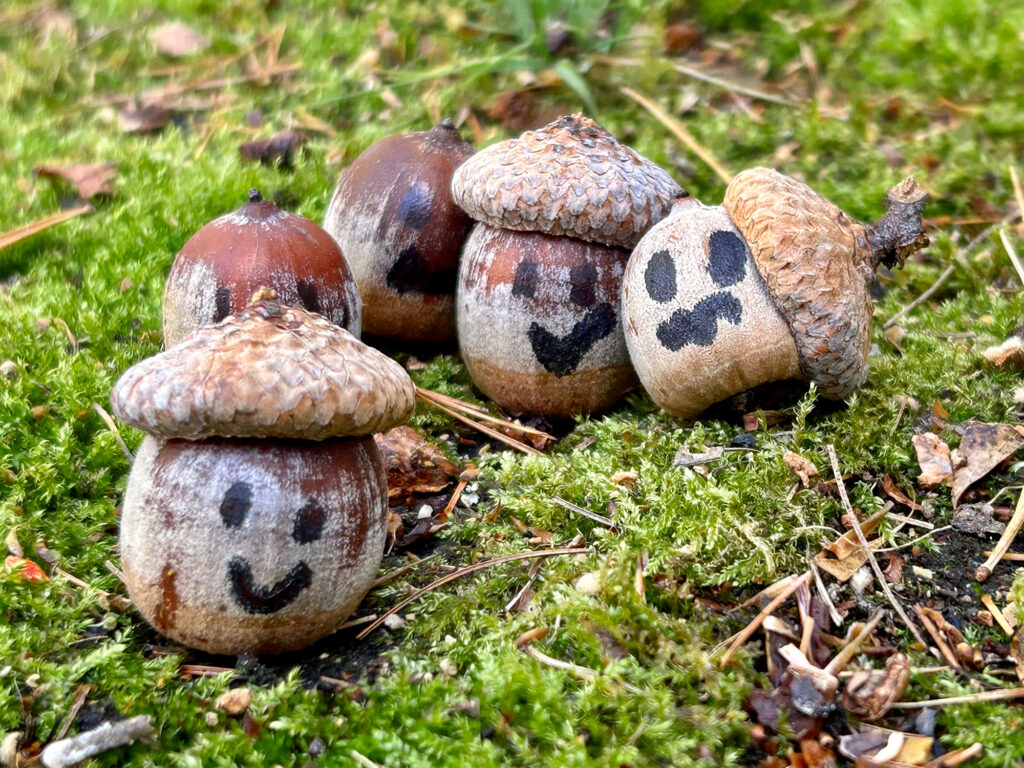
323,120,475,345
163,190,361,347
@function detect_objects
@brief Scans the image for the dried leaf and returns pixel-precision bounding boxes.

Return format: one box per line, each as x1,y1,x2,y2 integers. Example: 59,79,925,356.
119,104,177,134
239,131,307,169
881,475,924,512
950,422,1024,507
36,163,116,199
841,653,910,720
783,451,818,488
488,90,539,133
912,433,953,488
882,554,905,583
664,22,701,54
883,324,906,352
150,22,208,56
610,470,638,489
375,426,459,501
982,331,1024,372
4,555,48,582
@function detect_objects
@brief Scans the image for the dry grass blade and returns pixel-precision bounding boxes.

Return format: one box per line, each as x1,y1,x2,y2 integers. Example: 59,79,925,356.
356,547,591,640
976,489,1024,582
620,87,733,185
52,684,92,742
522,645,645,696
809,556,843,626
52,566,132,612
179,664,237,679
890,687,1024,709
823,612,884,675
671,61,796,106
1011,166,1024,226
719,571,811,666
0,204,91,251
415,389,542,455
93,402,134,461
999,228,1024,289
417,387,555,438
826,445,927,646
914,605,963,671
349,750,384,768
552,496,621,529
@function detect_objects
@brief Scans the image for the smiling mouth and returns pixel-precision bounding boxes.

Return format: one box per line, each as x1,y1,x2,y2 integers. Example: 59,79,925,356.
227,556,312,614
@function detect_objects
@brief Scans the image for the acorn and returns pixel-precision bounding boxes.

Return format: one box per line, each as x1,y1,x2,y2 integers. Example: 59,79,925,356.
111,295,415,654
451,114,683,417
163,190,361,347
323,120,475,345
621,170,928,418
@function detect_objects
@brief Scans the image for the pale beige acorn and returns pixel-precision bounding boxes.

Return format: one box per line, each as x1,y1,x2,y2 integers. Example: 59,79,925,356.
452,114,683,417
111,295,415,654
622,169,928,418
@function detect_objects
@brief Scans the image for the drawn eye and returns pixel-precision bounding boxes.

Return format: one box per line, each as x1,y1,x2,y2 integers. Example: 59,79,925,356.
706,230,746,287
219,481,252,528
569,263,598,307
511,260,539,299
292,497,326,543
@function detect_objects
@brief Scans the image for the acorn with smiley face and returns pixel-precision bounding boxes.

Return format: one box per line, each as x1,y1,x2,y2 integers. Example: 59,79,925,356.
111,294,415,654
451,115,683,417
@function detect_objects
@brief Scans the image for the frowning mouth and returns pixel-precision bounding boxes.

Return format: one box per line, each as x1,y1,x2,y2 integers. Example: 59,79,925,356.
227,556,312,614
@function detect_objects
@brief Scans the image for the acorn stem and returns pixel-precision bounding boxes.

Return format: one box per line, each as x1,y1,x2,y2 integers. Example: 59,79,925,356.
866,177,929,270
248,188,263,203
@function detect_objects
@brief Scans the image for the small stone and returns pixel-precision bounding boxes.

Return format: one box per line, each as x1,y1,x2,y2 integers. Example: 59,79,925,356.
30,405,49,420
439,658,457,677
574,571,602,595
0,360,16,381
204,711,219,726
215,687,252,715
382,613,407,630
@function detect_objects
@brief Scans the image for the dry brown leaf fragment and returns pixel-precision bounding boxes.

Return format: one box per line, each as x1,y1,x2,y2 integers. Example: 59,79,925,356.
912,433,953,488
239,131,307,169
784,451,819,488
215,687,251,715
375,426,459,500
950,422,1024,507
841,652,910,720
982,331,1024,372
610,470,638,489
150,22,208,56
663,22,701,54
119,104,177,134
35,163,116,199
881,475,924,512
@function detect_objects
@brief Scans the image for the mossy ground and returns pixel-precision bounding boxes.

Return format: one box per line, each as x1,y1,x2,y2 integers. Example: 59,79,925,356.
2,1,1024,765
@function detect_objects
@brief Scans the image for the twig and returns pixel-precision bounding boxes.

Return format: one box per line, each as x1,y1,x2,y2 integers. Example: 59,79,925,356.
719,572,811,666
92,403,134,461
52,567,132,612
838,665,949,678
823,612,884,675
179,664,236,679
505,560,543,613
926,743,984,768
0,205,92,251
976,489,1024,582
522,645,645,696
980,593,1016,637
999,228,1024,288
40,715,154,768
826,445,927,646
914,605,963,672
620,87,733,185
983,551,1024,561
671,62,796,106
552,496,621,530
890,687,1024,709
52,684,92,743
415,391,540,455
103,560,127,587
356,548,591,640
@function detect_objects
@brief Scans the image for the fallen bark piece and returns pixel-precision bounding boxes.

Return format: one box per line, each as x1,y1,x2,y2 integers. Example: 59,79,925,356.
41,715,154,768
912,433,953,488
950,422,1024,507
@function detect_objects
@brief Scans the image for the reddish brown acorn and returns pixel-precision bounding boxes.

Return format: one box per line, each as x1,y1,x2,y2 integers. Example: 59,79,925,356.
112,297,415,654
163,190,361,347
323,120,475,344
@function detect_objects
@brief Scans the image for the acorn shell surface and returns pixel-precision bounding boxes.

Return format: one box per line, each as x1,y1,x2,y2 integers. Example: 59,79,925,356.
323,122,475,344
163,195,362,347
722,168,874,398
451,114,683,249
457,223,636,416
622,202,801,418
120,435,387,655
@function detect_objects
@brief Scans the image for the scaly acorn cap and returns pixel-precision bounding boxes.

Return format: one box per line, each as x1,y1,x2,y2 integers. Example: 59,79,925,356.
451,114,684,249
112,294,415,439
723,169,928,398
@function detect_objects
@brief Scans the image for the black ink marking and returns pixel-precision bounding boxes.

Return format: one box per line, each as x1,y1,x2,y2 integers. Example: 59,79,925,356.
644,250,676,303
656,291,742,351
219,482,252,529
214,286,232,322
569,263,598,308
296,279,321,314
396,181,434,230
707,230,746,287
385,245,455,295
292,498,326,544
227,557,312,614
528,303,616,377
511,260,538,299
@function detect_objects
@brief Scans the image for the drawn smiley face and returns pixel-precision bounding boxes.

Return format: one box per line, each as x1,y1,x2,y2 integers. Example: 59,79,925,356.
119,435,388,654
622,203,800,418
456,224,637,415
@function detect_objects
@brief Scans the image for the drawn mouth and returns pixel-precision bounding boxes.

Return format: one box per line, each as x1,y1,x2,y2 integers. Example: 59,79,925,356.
528,303,616,377
227,556,312,615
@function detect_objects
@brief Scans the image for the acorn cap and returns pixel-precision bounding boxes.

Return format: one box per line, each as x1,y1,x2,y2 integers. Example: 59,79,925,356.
723,168,927,398
112,295,415,440
451,114,684,249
